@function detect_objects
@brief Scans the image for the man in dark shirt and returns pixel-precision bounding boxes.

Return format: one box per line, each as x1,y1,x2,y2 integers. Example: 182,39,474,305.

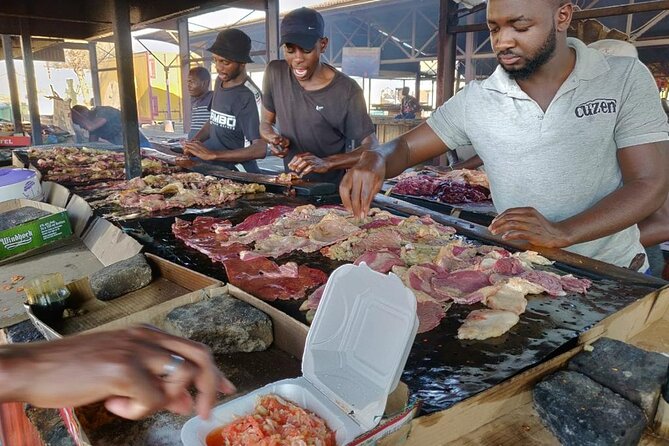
184,28,265,173
71,105,151,147
187,67,213,140
395,86,422,119
260,7,377,184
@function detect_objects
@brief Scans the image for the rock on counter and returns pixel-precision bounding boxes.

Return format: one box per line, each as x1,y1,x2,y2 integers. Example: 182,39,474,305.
568,337,669,418
534,370,646,446
164,294,273,354
89,253,152,301
0,207,50,231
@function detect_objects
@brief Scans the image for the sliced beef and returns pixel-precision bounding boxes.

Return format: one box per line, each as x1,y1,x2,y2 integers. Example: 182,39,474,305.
354,250,405,273
233,205,293,231
222,257,327,301
520,270,566,297
560,274,592,294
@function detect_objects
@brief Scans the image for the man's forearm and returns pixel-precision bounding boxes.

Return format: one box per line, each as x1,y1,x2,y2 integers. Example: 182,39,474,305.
191,123,210,142
559,180,668,246
212,142,266,163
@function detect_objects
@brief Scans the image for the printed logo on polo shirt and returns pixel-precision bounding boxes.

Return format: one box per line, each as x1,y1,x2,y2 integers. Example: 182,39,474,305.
574,98,617,118
210,110,236,129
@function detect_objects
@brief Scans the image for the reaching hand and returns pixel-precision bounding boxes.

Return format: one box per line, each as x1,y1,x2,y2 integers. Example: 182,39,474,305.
339,151,386,219
288,153,330,177
267,134,290,158
1,326,235,420
183,141,218,161
488,207,572,248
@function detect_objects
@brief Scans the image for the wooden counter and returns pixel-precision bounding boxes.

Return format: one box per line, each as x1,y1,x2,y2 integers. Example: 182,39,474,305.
372,117,425,143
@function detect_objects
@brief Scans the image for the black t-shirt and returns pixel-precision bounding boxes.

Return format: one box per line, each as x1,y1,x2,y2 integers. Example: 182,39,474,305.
206,78,262,173
263,60,375,184
90,106,123,145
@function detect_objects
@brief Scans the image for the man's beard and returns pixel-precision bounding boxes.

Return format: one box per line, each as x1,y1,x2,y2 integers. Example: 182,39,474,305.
500,24,557,80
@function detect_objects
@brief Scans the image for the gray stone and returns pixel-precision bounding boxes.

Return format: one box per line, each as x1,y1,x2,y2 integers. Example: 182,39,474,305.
89,253,152,301
164,294,273,354
568,337,669,418
534,371,646,446
0,207,50,231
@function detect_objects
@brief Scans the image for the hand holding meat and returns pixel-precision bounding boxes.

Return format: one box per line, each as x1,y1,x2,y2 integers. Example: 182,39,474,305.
339,151,386,219
0,326,235,420
183,140,218,161
489,207,572,248
288,153,330,176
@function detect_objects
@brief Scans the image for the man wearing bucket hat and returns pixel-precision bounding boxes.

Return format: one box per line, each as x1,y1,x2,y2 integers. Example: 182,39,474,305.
260,7,377,184
184,28,265,173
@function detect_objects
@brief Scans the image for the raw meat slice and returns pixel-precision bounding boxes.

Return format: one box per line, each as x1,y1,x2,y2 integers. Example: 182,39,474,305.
457,309,520,340
353,250,405,273
560,274,592,294
222,257,327,301
299,284,326,312
233,205,293,231
483,285,528,315
308,213,362,244
520,270,566,297
432,270,491,294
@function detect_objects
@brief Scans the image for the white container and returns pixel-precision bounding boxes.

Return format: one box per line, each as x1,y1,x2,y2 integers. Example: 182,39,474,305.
181,263,419,446
0,168,43,202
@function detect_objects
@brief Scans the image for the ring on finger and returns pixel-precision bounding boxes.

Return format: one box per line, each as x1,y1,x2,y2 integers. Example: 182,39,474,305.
161,354,185,379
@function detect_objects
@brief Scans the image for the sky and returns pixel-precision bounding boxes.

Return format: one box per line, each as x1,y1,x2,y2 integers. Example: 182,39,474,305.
187,0,325,32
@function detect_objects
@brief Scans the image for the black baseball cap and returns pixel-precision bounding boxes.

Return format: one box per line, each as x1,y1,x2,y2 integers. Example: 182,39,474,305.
207,28,254,63
280,7,325,50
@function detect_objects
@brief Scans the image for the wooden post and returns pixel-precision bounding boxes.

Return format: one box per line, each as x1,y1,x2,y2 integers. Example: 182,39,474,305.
266,0,280,61
1,35,23,134
112,0,142,178
436,0,457,165
178,17,191,135
88,41,101,106
20,24,42,145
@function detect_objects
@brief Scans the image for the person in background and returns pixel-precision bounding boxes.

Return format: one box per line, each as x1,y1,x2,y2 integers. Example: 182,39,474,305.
0,326,235,420
339,0,669,273
71,105,151,148
187,66,214,140
260,7,378,184
184,29,266,173
395,86,422,119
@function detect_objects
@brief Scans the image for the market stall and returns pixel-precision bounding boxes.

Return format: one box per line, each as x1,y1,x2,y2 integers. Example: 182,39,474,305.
0,144,666,445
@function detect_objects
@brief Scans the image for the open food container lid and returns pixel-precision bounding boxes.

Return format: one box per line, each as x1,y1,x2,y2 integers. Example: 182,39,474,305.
302,263,418,432
0,168,42,201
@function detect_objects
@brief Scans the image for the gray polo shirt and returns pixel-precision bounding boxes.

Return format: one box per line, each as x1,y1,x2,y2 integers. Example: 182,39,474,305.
427,38,669,270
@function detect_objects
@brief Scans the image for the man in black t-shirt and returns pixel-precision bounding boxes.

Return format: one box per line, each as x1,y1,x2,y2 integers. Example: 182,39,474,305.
184,29,265,173
260,7,377,184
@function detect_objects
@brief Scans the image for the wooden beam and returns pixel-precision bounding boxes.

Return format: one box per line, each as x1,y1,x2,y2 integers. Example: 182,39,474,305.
178,17,191,135
88,42,101,106
452,0,669,34
20,24,42,145
436,0,457,106
1,35,23,134
265,0,280,61
112,0,142,178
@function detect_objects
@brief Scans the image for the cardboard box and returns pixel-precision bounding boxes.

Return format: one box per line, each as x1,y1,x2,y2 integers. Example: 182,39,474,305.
403,285,669,445
26,253,221,339
0,199,73,263
48,284,304,446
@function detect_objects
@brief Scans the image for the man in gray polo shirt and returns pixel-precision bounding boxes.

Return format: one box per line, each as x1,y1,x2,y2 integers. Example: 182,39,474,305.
339,0,669,271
